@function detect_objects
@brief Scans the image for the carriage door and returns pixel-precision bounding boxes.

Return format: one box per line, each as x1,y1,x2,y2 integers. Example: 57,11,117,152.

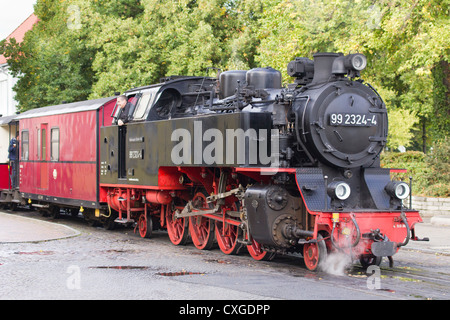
117,93,140,179
40,124,49,189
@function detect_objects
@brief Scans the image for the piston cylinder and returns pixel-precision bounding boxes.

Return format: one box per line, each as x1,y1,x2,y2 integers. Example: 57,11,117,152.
145,190,172,204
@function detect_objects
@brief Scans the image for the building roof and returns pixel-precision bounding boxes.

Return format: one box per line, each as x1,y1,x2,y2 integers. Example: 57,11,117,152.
0,13,39,65
0,114,18,126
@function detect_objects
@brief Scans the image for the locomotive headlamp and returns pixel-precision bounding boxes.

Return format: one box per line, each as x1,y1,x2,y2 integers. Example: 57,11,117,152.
385,181,410,200
327,181,351,201
332,53,367,76
349,54,367,71
287,57,314,85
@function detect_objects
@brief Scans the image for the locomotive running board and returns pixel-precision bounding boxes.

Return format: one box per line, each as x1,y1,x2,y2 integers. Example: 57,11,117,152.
31,203,50,209
114,218,135,224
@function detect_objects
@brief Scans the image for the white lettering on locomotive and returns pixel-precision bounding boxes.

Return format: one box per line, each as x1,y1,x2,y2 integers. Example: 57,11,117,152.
171,120,279,171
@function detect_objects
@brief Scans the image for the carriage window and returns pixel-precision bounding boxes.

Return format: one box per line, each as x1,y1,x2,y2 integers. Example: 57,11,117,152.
37,129,40,160
21,131,29,160
51,128,60,161
42,128,46,161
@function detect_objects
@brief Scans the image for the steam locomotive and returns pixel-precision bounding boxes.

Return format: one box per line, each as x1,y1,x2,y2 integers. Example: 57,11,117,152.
0,52,426,271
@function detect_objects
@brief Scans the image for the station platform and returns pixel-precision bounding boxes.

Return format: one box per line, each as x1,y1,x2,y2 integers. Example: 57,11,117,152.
0,212,80,243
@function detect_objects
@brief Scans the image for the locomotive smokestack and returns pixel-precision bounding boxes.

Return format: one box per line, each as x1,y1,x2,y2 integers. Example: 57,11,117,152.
311,52,341,84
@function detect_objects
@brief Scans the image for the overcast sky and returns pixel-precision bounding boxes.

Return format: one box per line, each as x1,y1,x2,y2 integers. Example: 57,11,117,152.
0,0,37,40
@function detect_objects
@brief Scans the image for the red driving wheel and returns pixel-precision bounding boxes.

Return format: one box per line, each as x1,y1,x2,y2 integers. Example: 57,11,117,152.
189,191,215,250
166,204,189,245
247,237,275,261
216,203,242,255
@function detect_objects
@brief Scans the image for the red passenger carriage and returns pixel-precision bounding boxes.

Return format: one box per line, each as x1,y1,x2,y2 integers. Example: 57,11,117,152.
15,97,116,221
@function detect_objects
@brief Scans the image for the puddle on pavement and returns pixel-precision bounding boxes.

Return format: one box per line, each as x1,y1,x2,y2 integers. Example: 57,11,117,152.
204,258,230,264
378,288,396,293
89,266,205,276
14,251,54,255
156,271,205,276
90,266,149,270
103,249,130,253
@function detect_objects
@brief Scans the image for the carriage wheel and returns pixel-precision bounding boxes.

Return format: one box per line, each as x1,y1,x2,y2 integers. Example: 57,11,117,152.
70,208,79,217
166,204,189,245
138,214,153,239
103,214,116,230
247,238,275,261
303,234,327,271
50,206,61,219
189,191,215,250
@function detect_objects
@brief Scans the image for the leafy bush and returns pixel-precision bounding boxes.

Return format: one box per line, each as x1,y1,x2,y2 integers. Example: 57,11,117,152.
380,151,430,196
423,137,450,197
380,137,450,197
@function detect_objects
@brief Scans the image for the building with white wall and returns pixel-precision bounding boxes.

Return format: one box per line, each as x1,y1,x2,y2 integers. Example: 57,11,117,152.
0,14,38,117
0,14,38,188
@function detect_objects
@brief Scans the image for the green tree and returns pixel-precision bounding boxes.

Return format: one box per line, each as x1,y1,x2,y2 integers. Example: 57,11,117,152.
1,0,96,110
1,0,266,106
2,0,447,150
87,0,265,98
255,0,449,150
386,108,419,150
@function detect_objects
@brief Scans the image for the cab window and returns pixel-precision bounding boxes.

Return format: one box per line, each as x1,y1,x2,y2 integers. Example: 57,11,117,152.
112,94,139,124
133,87,160,120
147,89,181,121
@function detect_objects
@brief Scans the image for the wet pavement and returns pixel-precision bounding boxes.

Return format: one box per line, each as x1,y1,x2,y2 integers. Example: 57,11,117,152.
1,211,447,255
0,209,449,301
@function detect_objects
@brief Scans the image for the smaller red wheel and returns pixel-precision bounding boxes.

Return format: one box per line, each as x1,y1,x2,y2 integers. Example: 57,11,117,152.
166,204,189,246
303,234,327,271
138,214,152,239
247,238,275,261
